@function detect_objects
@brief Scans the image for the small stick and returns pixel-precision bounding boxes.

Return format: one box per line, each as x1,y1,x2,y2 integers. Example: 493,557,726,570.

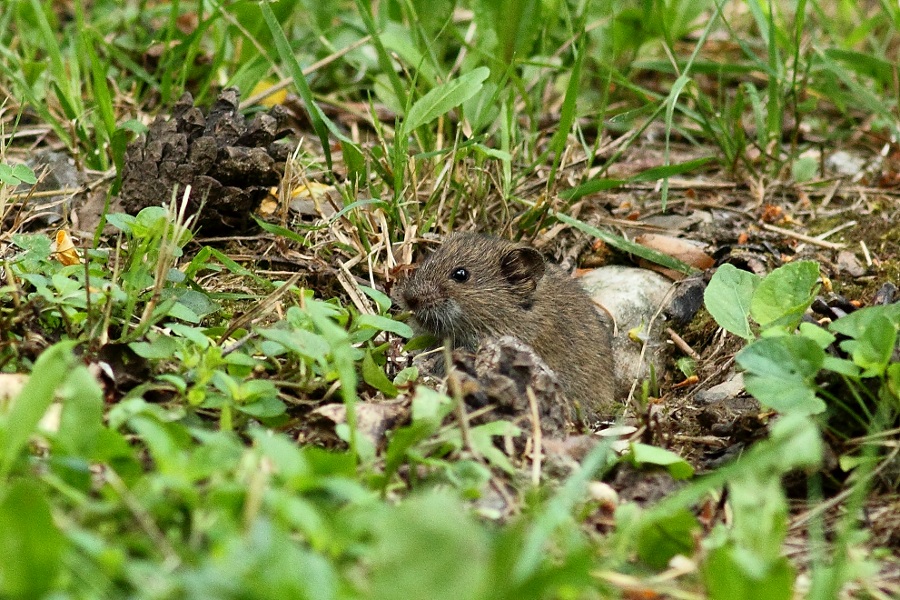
860,240,872,267
526,386,543,486
760,222,845,250
672,434,728,447
445,344,475,457
666,327,701,361
814,220,856,241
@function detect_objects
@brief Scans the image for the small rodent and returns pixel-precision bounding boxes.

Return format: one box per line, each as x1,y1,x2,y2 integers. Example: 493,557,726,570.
395,232,617,422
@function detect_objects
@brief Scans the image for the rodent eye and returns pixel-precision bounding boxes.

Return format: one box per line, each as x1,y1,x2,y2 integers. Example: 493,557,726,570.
450,267,470,283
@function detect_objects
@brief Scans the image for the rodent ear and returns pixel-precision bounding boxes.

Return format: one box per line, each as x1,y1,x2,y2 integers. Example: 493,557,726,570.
499,247,545,290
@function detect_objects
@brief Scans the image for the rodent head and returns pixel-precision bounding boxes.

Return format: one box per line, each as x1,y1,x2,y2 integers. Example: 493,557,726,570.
395,233,546,348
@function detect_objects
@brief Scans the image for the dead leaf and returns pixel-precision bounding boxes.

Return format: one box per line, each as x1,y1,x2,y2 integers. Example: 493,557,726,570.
313,400,408,447
250,79,288,108
634,233,714,270
51,229,80,265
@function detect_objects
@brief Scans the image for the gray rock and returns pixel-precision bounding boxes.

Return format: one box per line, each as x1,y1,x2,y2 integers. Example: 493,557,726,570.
580,266,674,394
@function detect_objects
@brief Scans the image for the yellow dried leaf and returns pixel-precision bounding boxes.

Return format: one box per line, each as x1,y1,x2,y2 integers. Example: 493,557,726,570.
250,80,287,108
52,230,81,266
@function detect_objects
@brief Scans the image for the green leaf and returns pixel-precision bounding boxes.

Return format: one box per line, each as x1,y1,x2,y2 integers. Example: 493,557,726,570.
56,365,104,459
791,155,817,182
0,164,16,185
749,261,819,330
822,356,861,377
828,304,900,339
469,421,519,473
104,212,137,233
704,264,760,340
736,337,826,414
548,210,695,275
367,492,490,600
258,328,330,363
628,443,694,480
798,322,835,349
559,178,627,201
637,508,700,569
260,1,332,171
887,363,900,398
401,67,490,136
129,335,178,360
173,289,219,318
0,480,65,597
410,387,453,422
362,351,399,397
166,300,201,323
631,156,714,182
355,313,414,338
254,217,310,244
12,163,37,185
359,285,393,312
838,314,896,377
703,543,794,600
235,396,287,418
0,341,78,476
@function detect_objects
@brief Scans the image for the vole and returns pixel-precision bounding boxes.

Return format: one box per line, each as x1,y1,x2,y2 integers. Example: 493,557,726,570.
395,232,617,422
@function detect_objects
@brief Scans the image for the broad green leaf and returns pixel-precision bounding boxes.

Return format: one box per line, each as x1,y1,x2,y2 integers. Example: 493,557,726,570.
887,363,900,398
703,542,794,600
629,443,694,480
750,261,819,330
258,328,330,363
0,341,77,476
56,364,104,459
235,396,287,418
736,337,825,414
173,289,219,318
129,335,178,360
167,322,212,348
10,163,37,185
838,314,896,377
105,212,137,233
359,285,393,312
767,413,823,471
411,386,453,422
401,67,490,136
822,356,861,377
362,351,399,397
798,322,835,349
637,509,699,569
355,313,414,338
368,492,490,600
704,264,760,340
469,421,519,473
791,156,817,182
0,164,17,185
0,481,65,597
829,304,900,339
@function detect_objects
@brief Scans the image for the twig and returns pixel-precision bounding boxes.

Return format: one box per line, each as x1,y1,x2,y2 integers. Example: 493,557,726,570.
860,240,872,266
760,222,845,250
526,386,542,486
814,220,856,241
666,327,701,361
218,272,303,344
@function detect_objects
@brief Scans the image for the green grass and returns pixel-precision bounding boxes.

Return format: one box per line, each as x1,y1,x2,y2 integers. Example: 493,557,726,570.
1,0,900,597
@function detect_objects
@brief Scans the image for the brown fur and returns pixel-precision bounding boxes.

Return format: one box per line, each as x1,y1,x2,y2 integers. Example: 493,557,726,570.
395,233,617,421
